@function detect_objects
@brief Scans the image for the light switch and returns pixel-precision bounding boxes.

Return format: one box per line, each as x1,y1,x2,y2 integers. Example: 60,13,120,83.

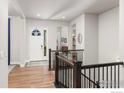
116,56,121,62
0,51,5,59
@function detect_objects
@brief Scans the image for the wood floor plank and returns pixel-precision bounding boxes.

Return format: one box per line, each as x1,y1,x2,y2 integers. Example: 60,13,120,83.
9,66,55,88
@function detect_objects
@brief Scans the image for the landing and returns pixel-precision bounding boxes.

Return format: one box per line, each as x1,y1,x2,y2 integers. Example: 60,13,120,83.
9,66,55,88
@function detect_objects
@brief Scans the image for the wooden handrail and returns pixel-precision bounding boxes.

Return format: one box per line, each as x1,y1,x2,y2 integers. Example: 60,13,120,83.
49,48,84,70
81,62,123,88
57,55,74,67
67,49,84,52
81,62,124,69
51,49,84,52
51,50,61,52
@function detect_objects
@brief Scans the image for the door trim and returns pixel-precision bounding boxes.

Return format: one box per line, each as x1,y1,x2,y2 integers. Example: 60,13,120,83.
29,28,48,61
8,18,11,65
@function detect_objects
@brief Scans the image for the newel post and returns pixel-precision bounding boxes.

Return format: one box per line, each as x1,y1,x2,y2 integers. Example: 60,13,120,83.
49,49,51,70
55,52,59,86
73,61,82,88
96,81,100,88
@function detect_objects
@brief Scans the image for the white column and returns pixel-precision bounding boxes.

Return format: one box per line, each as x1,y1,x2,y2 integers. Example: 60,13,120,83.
119,0,124,61
0,0,8,88
119,0,124,88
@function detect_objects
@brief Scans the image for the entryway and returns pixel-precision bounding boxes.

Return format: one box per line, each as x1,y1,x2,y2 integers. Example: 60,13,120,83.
29,27,48,63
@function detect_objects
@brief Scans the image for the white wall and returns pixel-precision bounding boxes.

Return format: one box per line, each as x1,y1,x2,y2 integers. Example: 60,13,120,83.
119,0,124,62
69,14,85,50
57,26,69,49
0,0,8,88
69,14,98,65
10,16,26,66
99,7,119,63
61,26,69,46
26,19,69,60
84,14,98,65
119,0,124,88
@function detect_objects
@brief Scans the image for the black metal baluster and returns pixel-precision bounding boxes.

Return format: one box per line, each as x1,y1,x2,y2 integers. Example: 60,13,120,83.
58,59,61,85
102,67,104,88
118,65,120,88
58,58,60,82
82,72,84,88
106,66,108,88
58,58,60,85
67,65,68,88
63,61,64,86
87,77,88,88
84,69,86,88
60,60,62,84
64,62,65,87
87,70,88,88
94,68,95,88
89,69,91,88
58,59,60,84
64,63,66,86
70,68,71,88
111,66,112,88
59,59,60,84
81,72,83,88
68,66,69,88
49,49,51,70
98,67,100,85
114,65,116,88
71,68,72,88
91,82,92,88
65,64,67,87
63,62,65,86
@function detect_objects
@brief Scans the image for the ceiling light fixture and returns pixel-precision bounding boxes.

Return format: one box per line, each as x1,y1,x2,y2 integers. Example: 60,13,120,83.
37,14,41,17
62,16,66,19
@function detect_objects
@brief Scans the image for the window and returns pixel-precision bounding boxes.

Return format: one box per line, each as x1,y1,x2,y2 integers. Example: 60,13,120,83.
32,29,41,36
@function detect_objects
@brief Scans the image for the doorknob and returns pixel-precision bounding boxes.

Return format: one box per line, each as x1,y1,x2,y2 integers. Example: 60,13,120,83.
41,45,43,48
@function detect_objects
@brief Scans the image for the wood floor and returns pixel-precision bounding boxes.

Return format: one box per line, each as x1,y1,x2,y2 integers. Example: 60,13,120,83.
9,66,55,88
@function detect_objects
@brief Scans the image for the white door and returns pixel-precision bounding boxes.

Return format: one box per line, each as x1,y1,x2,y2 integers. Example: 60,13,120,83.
30,27,45,61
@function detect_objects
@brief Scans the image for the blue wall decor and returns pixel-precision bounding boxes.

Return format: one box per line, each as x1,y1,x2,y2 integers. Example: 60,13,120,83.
32,29,41,36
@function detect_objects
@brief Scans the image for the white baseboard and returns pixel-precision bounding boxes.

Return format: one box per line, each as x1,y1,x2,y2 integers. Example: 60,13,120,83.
20,63,26,67
10,61,26,67
25,60,30,63
10,61,20,65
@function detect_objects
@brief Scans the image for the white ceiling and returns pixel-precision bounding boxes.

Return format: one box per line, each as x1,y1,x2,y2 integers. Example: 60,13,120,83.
9,0,119,21
8,0,25,18
8,0,20,16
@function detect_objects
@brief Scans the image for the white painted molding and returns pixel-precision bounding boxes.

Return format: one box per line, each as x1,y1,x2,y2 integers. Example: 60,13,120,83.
10,61,26,67
10,61,19,65
25,60,30,63
9,0,25,18
20,63,26,67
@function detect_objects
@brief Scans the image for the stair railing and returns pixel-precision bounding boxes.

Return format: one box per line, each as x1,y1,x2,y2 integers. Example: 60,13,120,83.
49,49,84,70
81,62,124,88
55,52,82,88
54,49,124,88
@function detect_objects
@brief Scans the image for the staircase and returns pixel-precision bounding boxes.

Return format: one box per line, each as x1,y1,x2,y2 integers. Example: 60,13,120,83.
49,49,124,88
81,62,124,88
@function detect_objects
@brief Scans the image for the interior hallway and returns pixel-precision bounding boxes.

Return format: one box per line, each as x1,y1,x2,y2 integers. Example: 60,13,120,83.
9,66,55,88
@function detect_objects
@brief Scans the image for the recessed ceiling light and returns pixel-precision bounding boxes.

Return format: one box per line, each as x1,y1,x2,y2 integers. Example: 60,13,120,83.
62,16,66,19
37,14,40,17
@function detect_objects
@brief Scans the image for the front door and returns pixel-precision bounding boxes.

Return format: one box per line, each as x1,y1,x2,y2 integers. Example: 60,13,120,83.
30,27,46,61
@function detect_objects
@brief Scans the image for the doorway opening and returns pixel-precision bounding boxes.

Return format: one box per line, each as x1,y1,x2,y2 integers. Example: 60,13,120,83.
28,28,48,67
